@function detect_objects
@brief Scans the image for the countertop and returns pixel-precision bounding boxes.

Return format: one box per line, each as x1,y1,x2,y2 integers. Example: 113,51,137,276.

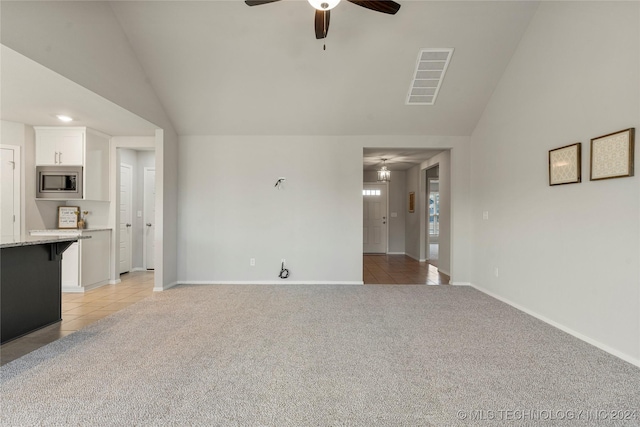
29,228,112,235
1,234,90,249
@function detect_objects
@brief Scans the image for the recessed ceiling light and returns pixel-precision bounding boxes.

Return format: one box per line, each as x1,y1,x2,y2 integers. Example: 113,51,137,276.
56,115,73,122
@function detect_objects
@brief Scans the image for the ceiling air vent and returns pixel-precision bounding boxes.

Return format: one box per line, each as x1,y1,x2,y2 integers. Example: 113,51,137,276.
406,48,454,105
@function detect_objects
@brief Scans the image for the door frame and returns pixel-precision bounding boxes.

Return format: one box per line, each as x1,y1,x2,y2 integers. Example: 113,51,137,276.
363,181,389,254
1,144,21,236
426,169,439,261
143,167,155,270
119,162,133,274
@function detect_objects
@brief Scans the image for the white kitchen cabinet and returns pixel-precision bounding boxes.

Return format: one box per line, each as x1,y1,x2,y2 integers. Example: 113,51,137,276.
34,127,110,201
34,127,84,165
31,229,111,292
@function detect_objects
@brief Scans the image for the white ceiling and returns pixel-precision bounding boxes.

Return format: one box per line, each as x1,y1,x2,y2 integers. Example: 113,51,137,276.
108,0,540,136
0,45,158,137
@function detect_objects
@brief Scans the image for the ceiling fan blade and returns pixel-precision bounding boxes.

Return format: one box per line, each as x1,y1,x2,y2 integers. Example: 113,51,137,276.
347,0,401,15
314,10,331,39
245,0,282,6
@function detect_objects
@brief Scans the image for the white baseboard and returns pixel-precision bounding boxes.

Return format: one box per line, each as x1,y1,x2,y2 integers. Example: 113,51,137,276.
177,281,364,286
405,253,420,261
109,278,121,285
451,281,470,286
62,279,109,293
130,267,147,272
469,283,640,369
386,252,405,255
438,268,451,276
153,281,179,292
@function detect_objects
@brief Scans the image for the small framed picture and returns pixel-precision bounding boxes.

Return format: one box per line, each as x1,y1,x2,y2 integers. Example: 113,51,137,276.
408,192,415,213
549,142,581,186
590,128,635,181
58,206,79,229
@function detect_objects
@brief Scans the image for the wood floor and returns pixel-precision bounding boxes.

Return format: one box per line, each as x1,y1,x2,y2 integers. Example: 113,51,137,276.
364,254,450,285
0,271,154,366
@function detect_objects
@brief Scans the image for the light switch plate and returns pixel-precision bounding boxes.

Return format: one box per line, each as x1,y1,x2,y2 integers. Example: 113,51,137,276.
137,211,142,218
391,212,397,218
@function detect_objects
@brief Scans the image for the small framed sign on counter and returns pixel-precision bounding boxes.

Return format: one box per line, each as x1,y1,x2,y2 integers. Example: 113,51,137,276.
58,206,80,229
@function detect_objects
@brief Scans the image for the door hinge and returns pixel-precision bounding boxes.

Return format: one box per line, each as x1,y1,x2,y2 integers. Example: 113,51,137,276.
13,215,16,223
9,160,15,170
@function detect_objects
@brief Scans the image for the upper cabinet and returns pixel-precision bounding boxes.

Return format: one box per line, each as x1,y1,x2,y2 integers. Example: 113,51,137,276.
34,127,111,201
34,127,84,165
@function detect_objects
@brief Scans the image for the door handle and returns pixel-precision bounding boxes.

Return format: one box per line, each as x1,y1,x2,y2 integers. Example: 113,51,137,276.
126,223,132,227
146,223,152,227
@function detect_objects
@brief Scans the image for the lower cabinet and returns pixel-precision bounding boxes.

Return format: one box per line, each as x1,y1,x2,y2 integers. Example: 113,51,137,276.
62,230,111,292
30,229,111,292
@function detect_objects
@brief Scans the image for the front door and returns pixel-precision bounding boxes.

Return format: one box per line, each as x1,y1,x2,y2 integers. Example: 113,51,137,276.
363,183,387,254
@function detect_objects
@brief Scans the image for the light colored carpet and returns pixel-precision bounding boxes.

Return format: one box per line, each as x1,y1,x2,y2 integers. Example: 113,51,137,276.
1,285,639,426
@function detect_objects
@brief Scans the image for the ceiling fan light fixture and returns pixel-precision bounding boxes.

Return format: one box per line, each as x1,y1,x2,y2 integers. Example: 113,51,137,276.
377,159,391,182
308,0,340,10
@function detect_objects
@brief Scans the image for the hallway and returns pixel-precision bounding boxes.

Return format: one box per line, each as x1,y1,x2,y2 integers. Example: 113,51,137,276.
363,254,449,285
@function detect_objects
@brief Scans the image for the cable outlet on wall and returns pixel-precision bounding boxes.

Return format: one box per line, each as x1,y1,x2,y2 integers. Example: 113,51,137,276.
281,258,286,265
494,267,499,277
250,258,256,267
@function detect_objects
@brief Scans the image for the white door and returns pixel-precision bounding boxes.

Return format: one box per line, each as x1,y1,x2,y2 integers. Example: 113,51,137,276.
1,146,20,236
144,168,156,270
363,183,387,253
119,163,132,274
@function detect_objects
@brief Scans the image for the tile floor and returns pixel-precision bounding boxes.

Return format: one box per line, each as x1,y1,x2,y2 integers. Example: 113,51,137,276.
364,254,450,285
0,271,154,366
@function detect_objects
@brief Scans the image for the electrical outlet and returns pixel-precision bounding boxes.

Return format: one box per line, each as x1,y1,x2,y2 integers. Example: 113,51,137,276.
250,258,256,267
494,267,499,277
483,211,489,220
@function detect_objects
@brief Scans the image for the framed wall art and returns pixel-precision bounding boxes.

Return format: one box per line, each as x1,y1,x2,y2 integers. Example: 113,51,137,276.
58,206,80,229
408,192,415,213
590,128,635,181
549,142,582,186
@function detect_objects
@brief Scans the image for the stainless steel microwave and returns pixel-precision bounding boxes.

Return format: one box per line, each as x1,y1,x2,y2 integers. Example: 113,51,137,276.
36,166,83,199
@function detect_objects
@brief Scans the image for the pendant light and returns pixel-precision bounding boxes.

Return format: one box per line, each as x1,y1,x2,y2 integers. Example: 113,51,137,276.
377,159,391,182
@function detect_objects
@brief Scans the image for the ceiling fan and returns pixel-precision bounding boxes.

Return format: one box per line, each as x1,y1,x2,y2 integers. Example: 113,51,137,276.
244,0,401,40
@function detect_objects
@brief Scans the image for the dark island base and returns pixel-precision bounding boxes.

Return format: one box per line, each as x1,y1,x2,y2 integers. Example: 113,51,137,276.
1,242,70,344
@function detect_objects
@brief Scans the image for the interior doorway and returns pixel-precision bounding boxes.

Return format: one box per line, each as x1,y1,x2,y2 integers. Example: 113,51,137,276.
119,163,133,274
143,167,156,270
116,148,156,276
426,166,439,266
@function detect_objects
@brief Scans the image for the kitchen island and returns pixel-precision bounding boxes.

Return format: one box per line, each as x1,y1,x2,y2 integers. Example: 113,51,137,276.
0,235,89,344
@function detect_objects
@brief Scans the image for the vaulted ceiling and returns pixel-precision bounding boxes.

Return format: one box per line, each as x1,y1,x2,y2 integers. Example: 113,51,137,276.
109,0,538,135
2,1,539,137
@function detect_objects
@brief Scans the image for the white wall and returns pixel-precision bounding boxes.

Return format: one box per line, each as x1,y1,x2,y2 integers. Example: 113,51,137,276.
470,1,640,364
363,170,406,254
178,135,471,284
